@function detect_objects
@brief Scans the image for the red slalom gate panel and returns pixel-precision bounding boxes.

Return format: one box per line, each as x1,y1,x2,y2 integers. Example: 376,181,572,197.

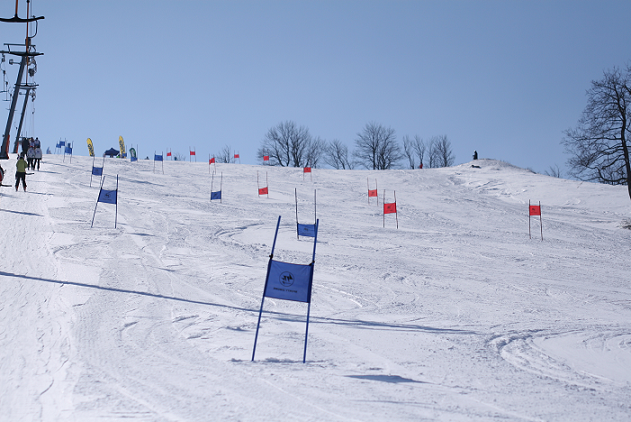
259,187,268,195
209,157,215,164
384,202,397,214
368,189,378,198
304,167,311,173
263,155,269,161
529,205,541,216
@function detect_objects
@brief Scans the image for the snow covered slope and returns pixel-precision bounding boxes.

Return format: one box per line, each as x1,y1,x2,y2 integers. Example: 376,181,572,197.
1,155,630,422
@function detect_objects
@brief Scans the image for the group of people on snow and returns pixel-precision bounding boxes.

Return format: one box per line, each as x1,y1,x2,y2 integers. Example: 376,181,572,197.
0,137,43,192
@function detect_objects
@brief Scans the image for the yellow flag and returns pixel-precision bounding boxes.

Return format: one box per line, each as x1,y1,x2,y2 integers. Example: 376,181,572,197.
119,136,126,158
87,138,95,157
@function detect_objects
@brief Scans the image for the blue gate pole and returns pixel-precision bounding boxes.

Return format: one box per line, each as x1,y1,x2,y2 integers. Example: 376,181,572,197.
302,219,319,363
252,216,282,361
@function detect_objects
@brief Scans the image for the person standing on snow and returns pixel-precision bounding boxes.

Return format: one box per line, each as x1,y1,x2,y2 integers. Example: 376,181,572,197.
34,144,42,170
15,153,27,191
26,146,36,170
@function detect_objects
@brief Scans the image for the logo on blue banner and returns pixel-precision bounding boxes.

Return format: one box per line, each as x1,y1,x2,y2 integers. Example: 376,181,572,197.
297,223,316,237
264,260,313,303
98,189,117,204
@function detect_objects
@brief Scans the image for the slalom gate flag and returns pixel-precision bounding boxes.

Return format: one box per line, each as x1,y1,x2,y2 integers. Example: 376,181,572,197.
295,188,317,239
304,167,311,173
129,147,137,162
264,260,313,303
55,142,61,148
210,172,223,202
258,186,268,195
367,178,378,204
234,153,240,159
91,175,119,228
384,203,397,214
59,140,66,147
297,223,316,237
86,138,95,157
167,151,172,157
263,155,269,161
529,201,543,240
210,157,215,164
190,150,195,155
383,190,399,229
252,216,319,363
92,167,103,176
98,189,117,204
64,145,73,155
155,154,163,161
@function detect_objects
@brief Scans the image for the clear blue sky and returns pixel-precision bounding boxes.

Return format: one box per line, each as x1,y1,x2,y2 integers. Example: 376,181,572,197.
2,0,630,174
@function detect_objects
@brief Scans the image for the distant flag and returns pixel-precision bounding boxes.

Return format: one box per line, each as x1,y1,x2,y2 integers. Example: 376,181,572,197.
167,150,172,159
252,216,319,363
63,143,73,163
189,147,196,162
91,175,119,228
209,157,215,164
367,178,378,204
234,153,241,164
529,201,543,240
383,190,398,229
154,152,164,174
210,172,223,203
209,156,216,174
303,166,313,181
263,155,269,162
129,147,137,162
257,171,269,197
90,156,105,187
295,188,317,239
234,153,240,159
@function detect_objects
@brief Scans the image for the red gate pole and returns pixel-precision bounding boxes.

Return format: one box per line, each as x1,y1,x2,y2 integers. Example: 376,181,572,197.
539,201,543,241
394,190,398,229
529,200,532,239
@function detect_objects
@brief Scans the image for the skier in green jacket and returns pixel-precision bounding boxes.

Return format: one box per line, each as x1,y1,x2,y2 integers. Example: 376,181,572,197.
15,153,27,191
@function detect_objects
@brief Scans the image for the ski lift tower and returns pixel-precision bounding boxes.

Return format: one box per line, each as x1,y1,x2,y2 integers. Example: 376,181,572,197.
0,0,44,159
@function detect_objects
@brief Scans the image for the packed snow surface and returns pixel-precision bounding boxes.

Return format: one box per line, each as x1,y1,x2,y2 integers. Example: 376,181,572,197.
1,155,630,422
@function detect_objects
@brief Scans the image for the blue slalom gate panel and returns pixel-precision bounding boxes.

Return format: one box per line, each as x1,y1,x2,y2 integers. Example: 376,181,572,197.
92,167,103,176
154,154,163,161
297,223,316,238
264,260,313,303
98,189,117,204
64,146,72,154
211,191,222,200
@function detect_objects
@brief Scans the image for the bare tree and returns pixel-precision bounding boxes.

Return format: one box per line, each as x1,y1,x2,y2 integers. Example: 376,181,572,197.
324,139,354,169
257,121,322,167
403,135,425,169
563,66,631,200
353,122,403,170
544,164,563,178
215,145,232,163
428,135,455,168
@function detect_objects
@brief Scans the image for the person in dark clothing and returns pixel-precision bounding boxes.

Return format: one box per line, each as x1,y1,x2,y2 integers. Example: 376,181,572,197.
15,154,27,191
473,150,478,160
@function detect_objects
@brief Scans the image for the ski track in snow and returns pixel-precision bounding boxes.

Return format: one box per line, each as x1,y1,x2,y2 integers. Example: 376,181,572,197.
0,156,630,421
